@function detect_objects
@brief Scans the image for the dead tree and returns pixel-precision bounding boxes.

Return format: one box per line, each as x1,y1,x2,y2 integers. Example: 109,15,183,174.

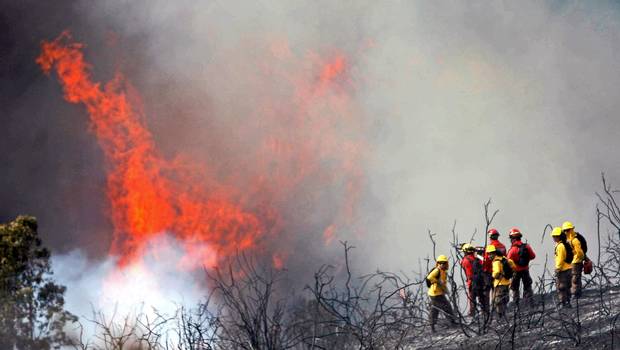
305,241,426,349
65,175,620,349
205,253,305,350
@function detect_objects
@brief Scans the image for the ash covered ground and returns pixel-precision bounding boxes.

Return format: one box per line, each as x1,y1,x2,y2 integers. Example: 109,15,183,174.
412,286,620,349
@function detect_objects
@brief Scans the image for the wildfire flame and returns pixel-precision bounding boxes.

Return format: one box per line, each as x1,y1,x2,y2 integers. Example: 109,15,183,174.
37,31,365,271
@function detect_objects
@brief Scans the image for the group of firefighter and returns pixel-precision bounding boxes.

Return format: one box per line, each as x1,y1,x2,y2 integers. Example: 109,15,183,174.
426,221,591,331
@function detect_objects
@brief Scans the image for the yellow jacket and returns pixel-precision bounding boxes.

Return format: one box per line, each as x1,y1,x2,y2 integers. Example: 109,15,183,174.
492,257,515,287
567,231,585,264
427,267,447,296
554,242,573,272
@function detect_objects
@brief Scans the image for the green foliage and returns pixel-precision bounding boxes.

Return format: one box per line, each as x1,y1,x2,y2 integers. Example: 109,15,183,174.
0,216,76,350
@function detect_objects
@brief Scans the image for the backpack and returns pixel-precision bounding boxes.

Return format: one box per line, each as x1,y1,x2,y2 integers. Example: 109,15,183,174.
501,257,514,279
575,232,588,254
470,257,485,290
516,243,531,267
562,241,574,264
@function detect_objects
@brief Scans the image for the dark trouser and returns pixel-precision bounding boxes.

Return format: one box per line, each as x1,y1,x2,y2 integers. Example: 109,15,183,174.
484,272,493,310
571,263,583,298
493,285,509,319
556,269,571,305
510,269,533,307
429,295,455,329
466,281,489,317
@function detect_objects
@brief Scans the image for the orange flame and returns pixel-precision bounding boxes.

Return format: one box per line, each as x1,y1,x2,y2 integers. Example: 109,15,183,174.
38,32,265,267
38,31,366,270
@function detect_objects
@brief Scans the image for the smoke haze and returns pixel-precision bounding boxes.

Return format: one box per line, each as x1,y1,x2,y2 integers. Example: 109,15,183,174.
3,0,620,304
52,234,205,318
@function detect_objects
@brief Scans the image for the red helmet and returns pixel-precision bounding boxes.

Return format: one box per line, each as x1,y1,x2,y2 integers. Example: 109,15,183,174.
509,227,522,238
487,228,499,237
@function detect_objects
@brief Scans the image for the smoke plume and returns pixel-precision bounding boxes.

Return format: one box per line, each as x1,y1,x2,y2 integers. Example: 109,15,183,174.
3,0,620,315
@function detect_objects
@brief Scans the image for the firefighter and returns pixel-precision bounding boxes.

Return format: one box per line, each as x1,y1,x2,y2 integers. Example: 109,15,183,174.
427,255,456,332
552,227,572,307
506,227,536,307
483,229,506,308
487,244,515,321
475,245,492,321
562,221,584,299
460,243,488,317
487,228,507,254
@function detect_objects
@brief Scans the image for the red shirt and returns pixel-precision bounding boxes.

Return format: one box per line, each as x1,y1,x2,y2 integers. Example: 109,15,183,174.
507,240,536,271
483,239,507,272
460,254,476,280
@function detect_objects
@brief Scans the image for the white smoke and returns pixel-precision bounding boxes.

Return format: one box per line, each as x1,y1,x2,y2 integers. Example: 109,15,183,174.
52,234,206,342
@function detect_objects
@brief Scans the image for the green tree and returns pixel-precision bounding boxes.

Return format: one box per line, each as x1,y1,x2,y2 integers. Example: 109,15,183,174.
0,216,76,349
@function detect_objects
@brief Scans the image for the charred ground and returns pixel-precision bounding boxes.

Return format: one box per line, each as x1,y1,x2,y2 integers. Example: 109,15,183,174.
56,176,620,349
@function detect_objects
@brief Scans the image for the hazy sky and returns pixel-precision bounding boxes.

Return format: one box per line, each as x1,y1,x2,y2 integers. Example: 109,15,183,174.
2,1,620,281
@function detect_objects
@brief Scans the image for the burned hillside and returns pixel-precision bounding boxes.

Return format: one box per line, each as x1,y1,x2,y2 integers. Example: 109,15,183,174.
57,176,620,349
3,2,620,349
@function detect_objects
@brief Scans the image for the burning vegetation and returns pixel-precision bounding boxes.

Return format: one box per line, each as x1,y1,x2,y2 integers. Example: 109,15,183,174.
0,27,610,349
36,31,365,271
1,180,618,349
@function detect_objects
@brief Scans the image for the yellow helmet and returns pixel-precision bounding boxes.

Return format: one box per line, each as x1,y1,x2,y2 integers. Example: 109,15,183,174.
485,245,497,253
436,255,449,263
551,227,562,237
562,221,575,231
461,243,474,252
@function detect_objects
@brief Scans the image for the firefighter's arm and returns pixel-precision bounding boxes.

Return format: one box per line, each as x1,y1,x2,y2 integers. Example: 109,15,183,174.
571,238,584,263
461,258,472,278
432,270,448,291
555,244,565,271
508,259,516,270
528,244,536,260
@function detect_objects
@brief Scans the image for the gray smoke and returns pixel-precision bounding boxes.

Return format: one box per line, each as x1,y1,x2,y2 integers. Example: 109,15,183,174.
3,1,620,303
